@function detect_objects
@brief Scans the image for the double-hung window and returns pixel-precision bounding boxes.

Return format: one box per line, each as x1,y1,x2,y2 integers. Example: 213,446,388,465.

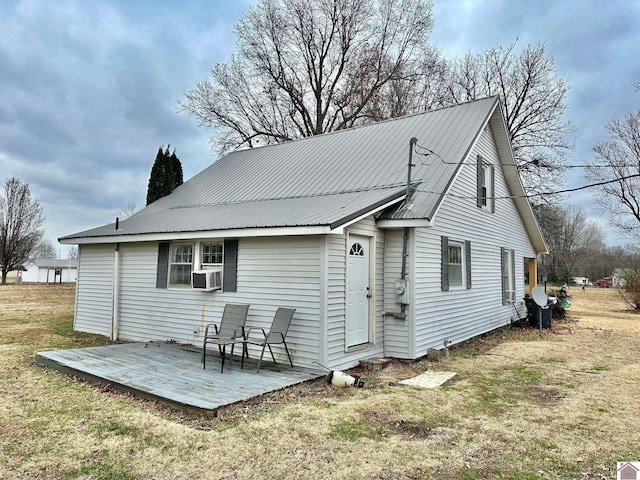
477,155,495,212
448,242,463,287
441,236,472,291
501,247,516,304
169,243,193,286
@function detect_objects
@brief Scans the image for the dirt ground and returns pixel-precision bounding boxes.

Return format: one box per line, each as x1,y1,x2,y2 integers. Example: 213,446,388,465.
0,283,638,480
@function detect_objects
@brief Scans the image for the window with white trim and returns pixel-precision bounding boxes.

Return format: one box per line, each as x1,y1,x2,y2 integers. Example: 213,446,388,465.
201,242,223,269
448,242,464,287
502,247,516,304
477,155,495,212
481,163,491,207
441,237,471,291
169,243,193,286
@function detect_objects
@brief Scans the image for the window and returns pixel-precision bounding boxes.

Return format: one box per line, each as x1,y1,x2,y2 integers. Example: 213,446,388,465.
349,242,364,256
441,236,471,291
448,243,463,287
477,155,495,212
501,247,516,304
169,243,193,286
201,242,223,268
156,239,238,292
481,164,490,207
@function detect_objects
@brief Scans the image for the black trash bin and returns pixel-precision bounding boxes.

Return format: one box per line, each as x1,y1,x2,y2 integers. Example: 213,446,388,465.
540,304,552,329
524,297,552,329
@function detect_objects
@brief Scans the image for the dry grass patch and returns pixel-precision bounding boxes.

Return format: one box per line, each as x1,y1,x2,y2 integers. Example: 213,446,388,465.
1,283,639,479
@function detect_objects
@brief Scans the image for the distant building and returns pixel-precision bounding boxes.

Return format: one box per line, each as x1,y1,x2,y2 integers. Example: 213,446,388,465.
612,268,629,288
21,258,78,283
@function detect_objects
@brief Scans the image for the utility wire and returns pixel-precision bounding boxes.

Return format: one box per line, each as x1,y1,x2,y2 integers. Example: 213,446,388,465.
413,174,640,200
414,142,631,169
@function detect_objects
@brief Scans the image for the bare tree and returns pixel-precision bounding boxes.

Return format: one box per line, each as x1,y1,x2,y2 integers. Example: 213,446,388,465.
68,246,78,260
441,41,573,198
585,107,640,240
534,204,604,284
180,0,437,153
0,177,45,284
32,238,57,258
116,201,138,220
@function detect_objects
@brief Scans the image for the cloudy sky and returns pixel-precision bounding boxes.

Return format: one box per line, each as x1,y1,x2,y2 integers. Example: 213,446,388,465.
1,0,639,256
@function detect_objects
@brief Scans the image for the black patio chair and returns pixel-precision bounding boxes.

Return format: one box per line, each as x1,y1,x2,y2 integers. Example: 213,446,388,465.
242,307,295,373
202,303,249,373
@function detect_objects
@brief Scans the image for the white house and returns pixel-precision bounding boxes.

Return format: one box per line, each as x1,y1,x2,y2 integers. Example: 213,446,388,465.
612,269,627,287
60,97,547,370
21,258,78,283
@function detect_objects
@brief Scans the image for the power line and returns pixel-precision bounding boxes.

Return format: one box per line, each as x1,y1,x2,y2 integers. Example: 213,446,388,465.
413,174,640,200
413,142,631,169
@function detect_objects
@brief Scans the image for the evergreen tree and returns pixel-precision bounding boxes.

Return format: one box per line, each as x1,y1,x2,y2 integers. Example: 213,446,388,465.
170,149,183,188
146,145,183,205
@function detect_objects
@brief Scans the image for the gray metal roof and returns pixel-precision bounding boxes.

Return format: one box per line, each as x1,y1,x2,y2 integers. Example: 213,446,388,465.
63,187,406,239
60,96,544,251
28,258,78,268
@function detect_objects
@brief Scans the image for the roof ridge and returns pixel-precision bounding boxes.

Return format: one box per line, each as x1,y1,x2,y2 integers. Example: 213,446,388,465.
170,183,409,209
226,96,500,156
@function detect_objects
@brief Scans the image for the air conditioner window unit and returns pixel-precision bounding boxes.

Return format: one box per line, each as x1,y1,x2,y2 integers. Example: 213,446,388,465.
191,270,222,291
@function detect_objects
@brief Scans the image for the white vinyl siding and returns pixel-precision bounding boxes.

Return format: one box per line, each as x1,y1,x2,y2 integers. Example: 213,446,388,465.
383,228,413,359
412,124,535,356
91,237,323,369
74,244,114,337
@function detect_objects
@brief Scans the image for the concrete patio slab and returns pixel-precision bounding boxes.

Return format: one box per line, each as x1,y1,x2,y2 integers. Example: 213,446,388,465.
399,370,457,389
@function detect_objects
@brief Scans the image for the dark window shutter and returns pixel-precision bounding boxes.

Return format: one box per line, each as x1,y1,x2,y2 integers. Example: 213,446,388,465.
500,247,507,305
511,248,516,294
223,239,238,292
156,242,170,289
477,155,483,208
465,240,472,289
441,236,449,292
490,165,496,213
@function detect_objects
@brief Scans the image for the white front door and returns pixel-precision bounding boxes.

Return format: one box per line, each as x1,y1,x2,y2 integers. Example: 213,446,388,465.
346,235,370,347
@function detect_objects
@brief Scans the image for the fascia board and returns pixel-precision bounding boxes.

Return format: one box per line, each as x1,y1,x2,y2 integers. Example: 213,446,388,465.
58,225,338,245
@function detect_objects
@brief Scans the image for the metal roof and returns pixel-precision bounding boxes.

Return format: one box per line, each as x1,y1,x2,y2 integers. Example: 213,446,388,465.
63,187,406,239
60,96,545,251
27,258,78,268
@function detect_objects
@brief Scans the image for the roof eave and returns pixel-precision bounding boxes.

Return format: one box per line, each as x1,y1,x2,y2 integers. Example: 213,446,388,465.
59,225,341,245
488,105,548,254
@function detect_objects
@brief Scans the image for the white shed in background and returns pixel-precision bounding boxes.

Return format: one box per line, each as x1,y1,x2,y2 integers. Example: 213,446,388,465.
21,258,78,283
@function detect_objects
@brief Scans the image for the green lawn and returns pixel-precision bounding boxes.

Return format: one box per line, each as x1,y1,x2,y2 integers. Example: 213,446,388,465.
1,284,638,479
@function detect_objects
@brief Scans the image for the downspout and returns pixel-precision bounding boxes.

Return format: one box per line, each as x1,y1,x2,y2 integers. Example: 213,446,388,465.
111,241,120,342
